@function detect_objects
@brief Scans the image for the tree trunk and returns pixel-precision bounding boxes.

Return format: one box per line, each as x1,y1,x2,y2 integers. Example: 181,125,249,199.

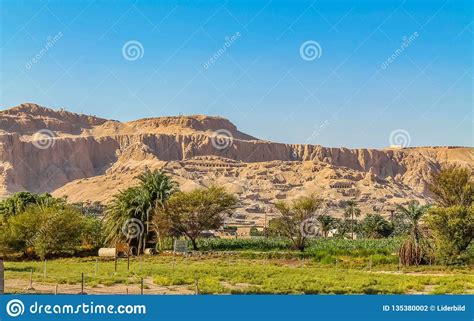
190,238,199,251
137,234,143,255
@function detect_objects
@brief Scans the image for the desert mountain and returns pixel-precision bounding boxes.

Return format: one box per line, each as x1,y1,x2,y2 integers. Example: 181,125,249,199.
1,103,472,225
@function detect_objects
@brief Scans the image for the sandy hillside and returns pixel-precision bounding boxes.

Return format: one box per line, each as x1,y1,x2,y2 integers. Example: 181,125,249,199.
1,103,472,224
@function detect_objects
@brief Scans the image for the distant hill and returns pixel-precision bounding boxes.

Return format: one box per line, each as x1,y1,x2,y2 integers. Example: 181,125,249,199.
1,103,472,224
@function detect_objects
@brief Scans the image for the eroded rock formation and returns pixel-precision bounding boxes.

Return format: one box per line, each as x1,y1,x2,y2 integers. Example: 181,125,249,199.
1,103,472,223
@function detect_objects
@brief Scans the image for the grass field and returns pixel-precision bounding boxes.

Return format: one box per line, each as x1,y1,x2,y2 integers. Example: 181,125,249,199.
4,254,473,295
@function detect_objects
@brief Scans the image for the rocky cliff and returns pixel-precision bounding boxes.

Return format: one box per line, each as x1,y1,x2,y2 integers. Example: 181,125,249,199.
1,103,472,222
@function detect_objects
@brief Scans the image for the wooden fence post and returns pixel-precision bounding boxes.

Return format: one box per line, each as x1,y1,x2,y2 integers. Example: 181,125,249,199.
27,268,34,290
79,273,86,295
0,258,4,295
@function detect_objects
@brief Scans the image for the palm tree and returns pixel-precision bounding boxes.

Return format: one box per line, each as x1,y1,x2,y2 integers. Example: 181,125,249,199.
104,170,176,254
360,214,392,239
396,201,430,266
396,201,430,242
317,214,335,237
343,200,361,240
136,170,177,252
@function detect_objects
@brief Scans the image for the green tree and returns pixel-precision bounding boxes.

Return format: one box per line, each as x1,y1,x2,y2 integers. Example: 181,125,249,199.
270,195,322,251
426,165,473,264
343,200,361,240
0,192,63,219
429,165,473,207
153,186,237,250
5,204,97,259
426,206,474,264
390,212,412,236
104,170,176,254
80,215,105,250
360,214,393,239
396,201,431,266
317,214,336,237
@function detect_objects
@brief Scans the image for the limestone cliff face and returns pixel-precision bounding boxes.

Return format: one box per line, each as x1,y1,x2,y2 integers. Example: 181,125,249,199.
0,103,472,209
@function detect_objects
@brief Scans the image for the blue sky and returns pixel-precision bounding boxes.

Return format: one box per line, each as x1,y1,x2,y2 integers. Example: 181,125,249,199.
0,0,472,148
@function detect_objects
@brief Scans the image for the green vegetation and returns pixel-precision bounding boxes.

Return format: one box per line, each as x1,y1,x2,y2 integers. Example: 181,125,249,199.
425,165,474,265
1,166,473,296
427,205,474,265
270,195,322,251
3,255,472,294
343,200,361,240
359,214,393,239
316,214,336,237
196,237,402,254
0,195,103,260
104,170,177,254
428,165,473,207
153,186,237,250
0,192,63,219
396,201,431,266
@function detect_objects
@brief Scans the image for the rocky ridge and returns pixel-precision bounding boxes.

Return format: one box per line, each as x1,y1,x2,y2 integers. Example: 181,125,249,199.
1,103,472,225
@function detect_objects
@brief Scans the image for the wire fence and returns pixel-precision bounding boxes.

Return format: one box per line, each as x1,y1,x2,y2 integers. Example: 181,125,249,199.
3,256,209,295
3,251,404,295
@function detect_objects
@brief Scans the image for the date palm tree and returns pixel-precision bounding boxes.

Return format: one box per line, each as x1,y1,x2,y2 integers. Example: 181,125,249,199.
396,201,431,266
343,200,361,240
104,170,176,254
317,214,335,237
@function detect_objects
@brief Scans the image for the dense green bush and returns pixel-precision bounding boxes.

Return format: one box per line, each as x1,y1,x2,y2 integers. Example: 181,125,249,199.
426,205,474,265
0,193,104,259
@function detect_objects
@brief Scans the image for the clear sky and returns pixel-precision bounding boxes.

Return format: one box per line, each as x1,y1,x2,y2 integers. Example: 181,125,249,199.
0,0,472,148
